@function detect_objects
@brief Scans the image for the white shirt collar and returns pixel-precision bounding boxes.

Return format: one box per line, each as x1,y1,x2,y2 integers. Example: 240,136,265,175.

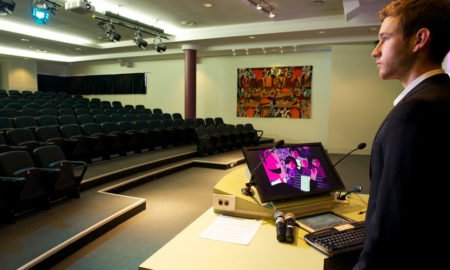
393,69,446,106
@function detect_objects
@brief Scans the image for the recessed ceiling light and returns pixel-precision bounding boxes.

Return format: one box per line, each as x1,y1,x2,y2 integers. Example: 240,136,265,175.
181,21,196,26
74,47,82,51
203,2,214,8
318,30,326,34
249,36,255,39
21,38,30,42
314,0,325,5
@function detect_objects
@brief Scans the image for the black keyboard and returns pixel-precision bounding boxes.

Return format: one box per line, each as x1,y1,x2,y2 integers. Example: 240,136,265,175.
304,221,365,256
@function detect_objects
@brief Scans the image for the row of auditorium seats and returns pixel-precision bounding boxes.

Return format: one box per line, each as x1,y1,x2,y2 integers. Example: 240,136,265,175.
195,123,263,156
0,145,87,223
1,90,266,156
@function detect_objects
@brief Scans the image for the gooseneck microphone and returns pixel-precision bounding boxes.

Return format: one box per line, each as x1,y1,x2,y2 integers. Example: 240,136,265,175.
338,185,363,200
241,140,285,196
274,211,286,242
284,212,297,243
332,142,366,167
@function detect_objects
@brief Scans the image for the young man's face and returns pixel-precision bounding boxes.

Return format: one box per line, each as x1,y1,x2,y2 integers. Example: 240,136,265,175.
372,16,415,84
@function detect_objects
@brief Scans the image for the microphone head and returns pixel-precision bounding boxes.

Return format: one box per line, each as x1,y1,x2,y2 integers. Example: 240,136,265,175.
354,185,363,193
275,140,285,148
357,143,367,150
284,212,296,221
274,211,284,220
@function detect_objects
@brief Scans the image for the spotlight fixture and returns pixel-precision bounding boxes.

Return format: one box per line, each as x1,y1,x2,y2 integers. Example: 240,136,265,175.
0,0,15,16
98,20,121,42
133,29,148,49
256,1,262,10
153,35,166,53
247,0,275,18
31,0,60,24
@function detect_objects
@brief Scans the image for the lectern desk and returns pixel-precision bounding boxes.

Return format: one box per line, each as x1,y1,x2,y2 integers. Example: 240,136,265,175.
139,181,367,270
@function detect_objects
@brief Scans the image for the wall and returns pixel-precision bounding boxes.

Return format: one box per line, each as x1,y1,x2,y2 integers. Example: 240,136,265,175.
35,44,401,154
197,50,332,145
328,45,402,154
0,59,38,91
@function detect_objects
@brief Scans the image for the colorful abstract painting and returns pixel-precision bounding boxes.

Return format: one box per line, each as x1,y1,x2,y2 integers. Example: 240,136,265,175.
237,66,312,118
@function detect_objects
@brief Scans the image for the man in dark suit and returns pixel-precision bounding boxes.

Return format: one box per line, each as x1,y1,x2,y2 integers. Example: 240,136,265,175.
353,0,450,269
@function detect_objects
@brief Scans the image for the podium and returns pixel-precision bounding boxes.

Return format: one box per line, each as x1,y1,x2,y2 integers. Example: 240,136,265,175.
213,167,337,219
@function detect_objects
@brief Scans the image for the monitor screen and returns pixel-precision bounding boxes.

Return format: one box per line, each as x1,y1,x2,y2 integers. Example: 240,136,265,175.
242,142,345,203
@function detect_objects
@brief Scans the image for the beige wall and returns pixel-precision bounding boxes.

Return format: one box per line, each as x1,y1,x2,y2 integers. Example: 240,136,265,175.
27,44,404,153
0,59,38,91
328,45,401,154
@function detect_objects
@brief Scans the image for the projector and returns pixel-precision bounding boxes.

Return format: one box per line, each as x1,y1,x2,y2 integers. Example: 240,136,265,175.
65,0,94,14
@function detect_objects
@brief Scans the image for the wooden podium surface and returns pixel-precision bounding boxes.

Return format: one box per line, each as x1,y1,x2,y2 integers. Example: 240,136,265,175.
139,191,367,270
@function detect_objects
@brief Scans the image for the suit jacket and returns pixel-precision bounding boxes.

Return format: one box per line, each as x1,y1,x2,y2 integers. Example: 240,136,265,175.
353,74,450,270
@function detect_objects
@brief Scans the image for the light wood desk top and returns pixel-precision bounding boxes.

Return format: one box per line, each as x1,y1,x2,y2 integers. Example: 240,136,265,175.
139,194,368,270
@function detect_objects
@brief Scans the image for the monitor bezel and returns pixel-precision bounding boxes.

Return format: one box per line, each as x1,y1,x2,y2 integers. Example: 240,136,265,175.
242,142,345,203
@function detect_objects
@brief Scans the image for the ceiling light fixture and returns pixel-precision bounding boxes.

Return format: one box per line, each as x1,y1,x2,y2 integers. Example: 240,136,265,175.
31,0,60,24
0,0,15,16
133,28,148,49
98,20,121,43
153,35,166,53
247,0,275,18
256,1,262,10
203,2,214,8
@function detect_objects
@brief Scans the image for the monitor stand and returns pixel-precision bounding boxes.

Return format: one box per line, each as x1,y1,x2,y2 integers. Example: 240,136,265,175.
213,167,336,219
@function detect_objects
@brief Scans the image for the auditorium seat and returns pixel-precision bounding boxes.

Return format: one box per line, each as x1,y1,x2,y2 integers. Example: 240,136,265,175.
152,108,163,114
117,121,150,151
12,116,38,129
194,126,214,156
81,123,123,158
77,114,95,125
214,117,225,126
37,115,59,127
94,114,110,124
35,126,81,161
20,108,40,117
236,124,251,146
205,117,215,127
244,123,263,145
206,125,225,152
100,122,135,154
0,117,14,133
33,145,87,200
58,108,75,116
0,150,51,223
216,124,234,150
40,108,58,116
226,124,243,148
172,113,183,120
195,118,206,127
59,124,100,163
58,115,78,125
0,108,20,118
5,128,50,153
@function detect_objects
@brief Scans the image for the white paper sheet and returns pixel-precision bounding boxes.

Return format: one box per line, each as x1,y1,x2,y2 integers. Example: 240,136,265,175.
200,215,262,245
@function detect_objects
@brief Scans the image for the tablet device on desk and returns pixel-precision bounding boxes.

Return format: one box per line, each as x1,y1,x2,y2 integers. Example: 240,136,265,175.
297,212,354,232
242,142,345,203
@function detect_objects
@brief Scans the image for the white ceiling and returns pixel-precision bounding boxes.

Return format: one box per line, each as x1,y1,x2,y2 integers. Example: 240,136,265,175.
0,0,389,63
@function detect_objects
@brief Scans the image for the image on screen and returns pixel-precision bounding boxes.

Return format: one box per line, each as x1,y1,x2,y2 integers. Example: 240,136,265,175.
242,142,345,203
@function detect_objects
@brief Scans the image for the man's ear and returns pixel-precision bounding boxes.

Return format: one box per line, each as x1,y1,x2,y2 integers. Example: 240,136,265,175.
412,28,431,52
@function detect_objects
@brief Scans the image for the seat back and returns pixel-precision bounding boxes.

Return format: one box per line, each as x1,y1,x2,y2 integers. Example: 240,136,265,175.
6,128,37,146
13,116,38,129
58,115,77,125
0,150,34,175
77,114,95,125
37,115,59,126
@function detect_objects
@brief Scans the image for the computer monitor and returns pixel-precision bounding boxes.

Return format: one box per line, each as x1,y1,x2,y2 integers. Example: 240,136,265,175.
242,142,345,203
